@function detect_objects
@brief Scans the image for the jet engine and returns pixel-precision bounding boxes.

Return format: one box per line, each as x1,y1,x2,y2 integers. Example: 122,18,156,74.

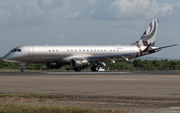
46,63,62,69
70,59,90,69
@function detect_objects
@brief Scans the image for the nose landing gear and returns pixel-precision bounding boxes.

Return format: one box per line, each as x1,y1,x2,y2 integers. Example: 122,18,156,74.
20,68,24,72
19,63,25,72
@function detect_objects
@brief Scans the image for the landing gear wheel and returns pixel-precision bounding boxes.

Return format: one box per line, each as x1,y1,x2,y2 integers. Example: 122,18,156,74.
91,66,99,72
20,68,24,72
74,68,81,72
94,66,99,71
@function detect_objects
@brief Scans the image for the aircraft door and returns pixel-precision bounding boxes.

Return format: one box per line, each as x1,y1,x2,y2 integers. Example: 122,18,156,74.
130,46,135,53
129,46,136,58
27,46,34,57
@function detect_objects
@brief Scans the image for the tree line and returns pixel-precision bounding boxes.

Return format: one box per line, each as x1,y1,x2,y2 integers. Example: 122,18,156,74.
106,59,180,71
0,58,180,71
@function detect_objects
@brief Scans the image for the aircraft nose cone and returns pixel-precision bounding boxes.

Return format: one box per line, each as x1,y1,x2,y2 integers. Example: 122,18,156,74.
2,55,8,61
2,53,12,62
2,53,21,63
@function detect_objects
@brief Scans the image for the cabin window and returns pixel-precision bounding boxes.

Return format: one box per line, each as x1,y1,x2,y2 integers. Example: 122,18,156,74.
49,50,51,52
87,50,89,52
110,50,112,52
83,50,85,52
79,50,81,52
94,49,96,52
67,50,69,52
56,50,58,52
71,50,73,52
75,50,77,52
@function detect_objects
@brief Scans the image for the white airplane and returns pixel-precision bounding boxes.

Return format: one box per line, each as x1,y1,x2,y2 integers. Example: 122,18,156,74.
2,19,178,72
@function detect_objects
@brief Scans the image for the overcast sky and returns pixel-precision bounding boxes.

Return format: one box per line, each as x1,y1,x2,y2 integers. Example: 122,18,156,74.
0,0,179,59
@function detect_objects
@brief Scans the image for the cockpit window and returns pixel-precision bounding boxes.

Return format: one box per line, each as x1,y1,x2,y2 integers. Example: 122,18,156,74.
10,49,16,52
10,49,21,52
17,49,21,52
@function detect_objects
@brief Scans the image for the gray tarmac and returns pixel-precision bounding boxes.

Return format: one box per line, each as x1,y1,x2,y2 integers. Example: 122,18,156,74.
0,71,180,112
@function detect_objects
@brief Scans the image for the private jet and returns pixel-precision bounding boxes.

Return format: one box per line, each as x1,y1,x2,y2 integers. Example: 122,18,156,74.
2,19,178,72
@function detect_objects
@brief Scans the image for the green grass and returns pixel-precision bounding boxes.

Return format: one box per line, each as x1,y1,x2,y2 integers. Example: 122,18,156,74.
0,94,129,113
0,94,65,99
0,103,122,113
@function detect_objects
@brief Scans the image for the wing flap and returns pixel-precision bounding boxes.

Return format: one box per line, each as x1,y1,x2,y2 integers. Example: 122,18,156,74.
88,53,136,63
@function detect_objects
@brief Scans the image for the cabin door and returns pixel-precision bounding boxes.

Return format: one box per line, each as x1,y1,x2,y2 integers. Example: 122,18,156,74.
130,46,136,53
27,46,34,57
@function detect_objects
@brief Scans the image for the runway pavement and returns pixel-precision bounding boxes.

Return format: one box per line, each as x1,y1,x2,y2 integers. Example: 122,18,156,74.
0,71,180,97
0,71,180,112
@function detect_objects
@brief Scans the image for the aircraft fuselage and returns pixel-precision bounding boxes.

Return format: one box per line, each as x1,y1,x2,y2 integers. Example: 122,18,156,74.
2,45,149,64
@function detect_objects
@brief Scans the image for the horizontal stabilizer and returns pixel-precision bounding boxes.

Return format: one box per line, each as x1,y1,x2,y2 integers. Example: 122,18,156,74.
149,44,178,53
156,44,178,49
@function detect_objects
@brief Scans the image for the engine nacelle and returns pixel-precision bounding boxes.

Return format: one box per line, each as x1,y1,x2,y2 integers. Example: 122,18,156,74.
70,59,89,69
46,63,62,69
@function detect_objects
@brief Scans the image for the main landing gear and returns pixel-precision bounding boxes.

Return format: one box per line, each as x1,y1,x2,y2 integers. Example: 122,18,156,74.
73,66,99,72
74,68,81,72
91,66,99,72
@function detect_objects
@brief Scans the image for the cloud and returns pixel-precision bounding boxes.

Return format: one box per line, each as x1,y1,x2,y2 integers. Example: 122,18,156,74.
27,1,45,17
0,0,178,28
87,0,97,5
66,11,80,18
0,0,72,27
85,0,174,20
42,0,53,6
107,0,173,19
0,11,10,23
57,34,66,39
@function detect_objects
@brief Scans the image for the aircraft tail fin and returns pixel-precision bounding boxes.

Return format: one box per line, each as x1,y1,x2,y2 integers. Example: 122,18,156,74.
131,19,159,47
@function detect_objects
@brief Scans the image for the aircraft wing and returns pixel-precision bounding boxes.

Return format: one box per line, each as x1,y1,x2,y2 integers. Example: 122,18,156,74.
72,44,178,66
86,52,137,65
86,44,178,63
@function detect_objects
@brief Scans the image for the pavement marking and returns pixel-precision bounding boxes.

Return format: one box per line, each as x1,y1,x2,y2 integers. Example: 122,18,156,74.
164,75,180,78
71,75,150,81
72,75,123,78
44,72,132,75
0,76,42,79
